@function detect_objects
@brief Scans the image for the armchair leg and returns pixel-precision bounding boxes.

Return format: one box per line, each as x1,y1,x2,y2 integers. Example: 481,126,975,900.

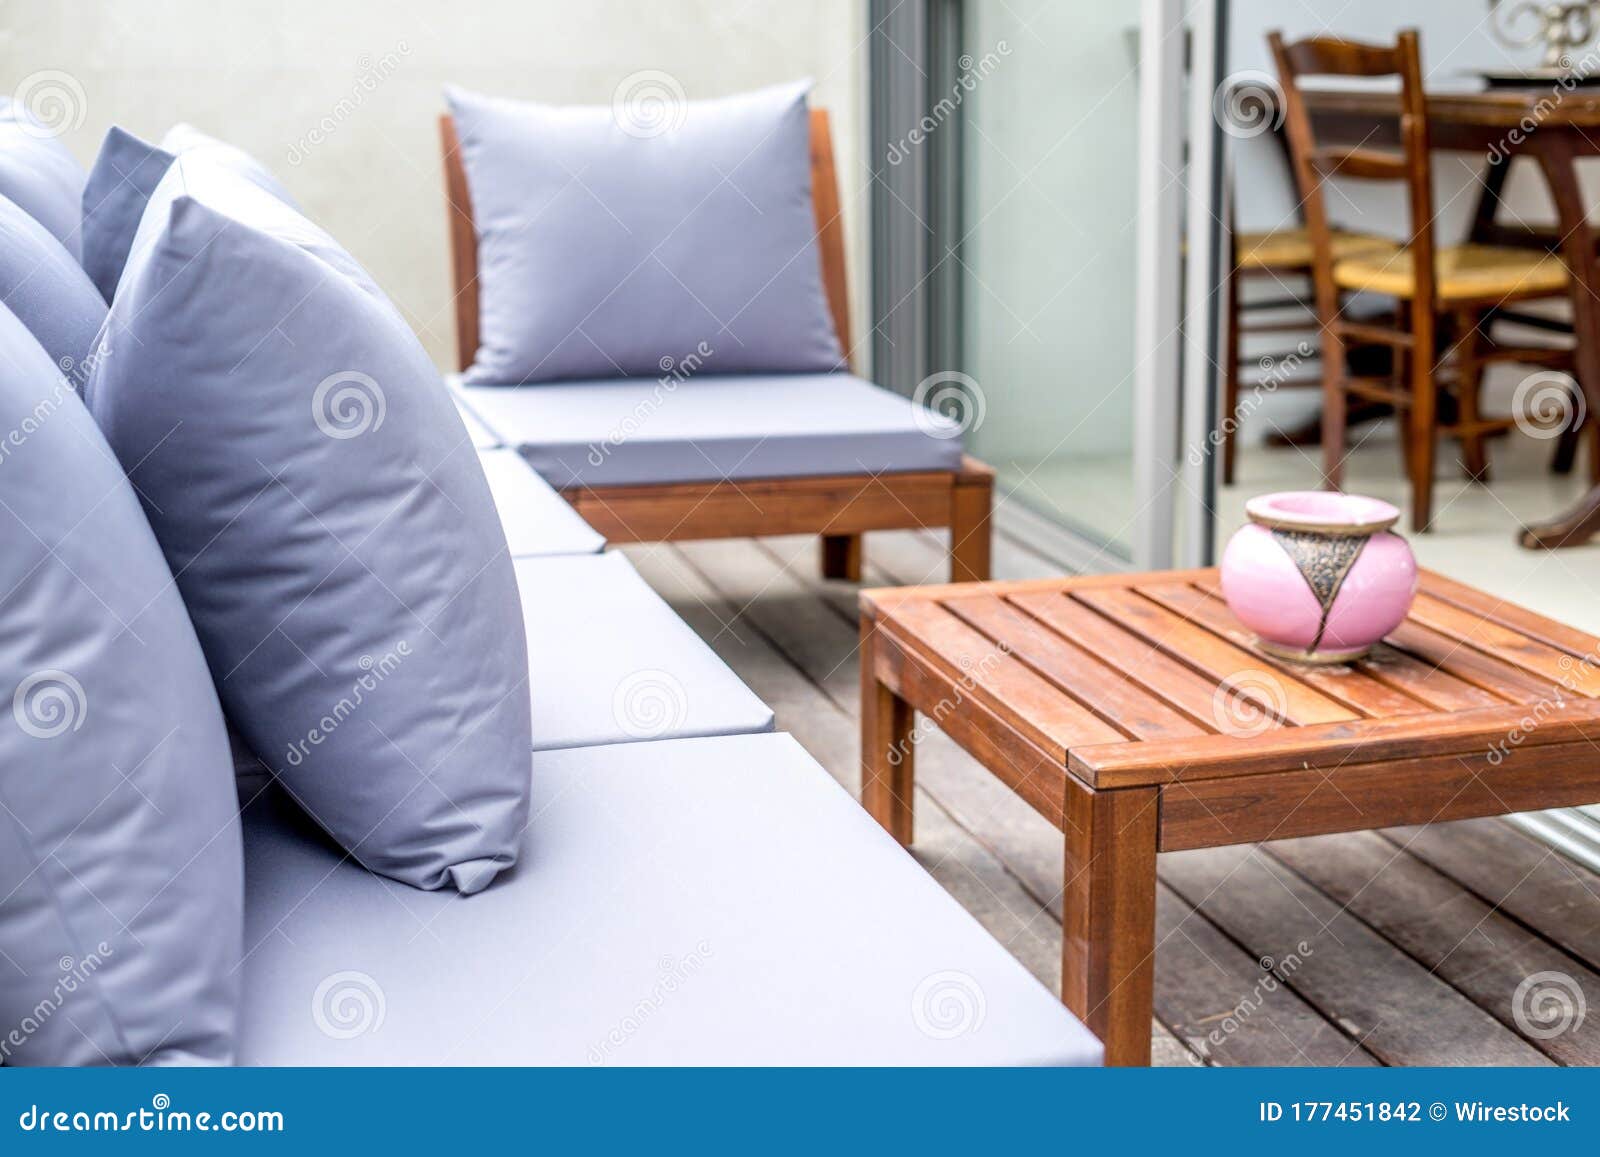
949,462,993,583
821,534,863,581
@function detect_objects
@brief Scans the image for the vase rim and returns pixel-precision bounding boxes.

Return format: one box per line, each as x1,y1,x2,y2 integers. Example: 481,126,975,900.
1244,490,1401,536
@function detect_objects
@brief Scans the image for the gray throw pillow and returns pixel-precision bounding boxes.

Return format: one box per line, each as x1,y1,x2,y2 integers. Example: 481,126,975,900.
0,98,85,260
0,191,106,375
446,80,843,384
87,156,532,895
82,125,296,303
0,303,241,1066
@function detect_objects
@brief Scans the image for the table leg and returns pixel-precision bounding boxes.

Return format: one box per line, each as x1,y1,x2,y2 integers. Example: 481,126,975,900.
1061,783,1159,1066
860,616,914,845
1520,136,1600,548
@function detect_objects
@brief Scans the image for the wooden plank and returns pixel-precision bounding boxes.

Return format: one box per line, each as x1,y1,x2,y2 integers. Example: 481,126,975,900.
942,594,1204,741
1008,589,1282,735
570,470,956,543
1386,818,1600,974
1140,581,1428,717
877,599,1128,757
1383,620,1551,705
807,109,855,366
1154,882,1378,1066
1072,586,1359,726
1190,575,1503,712
1159,843,1552,1065
1160,741,1600,850
1071,702,1600,787
860,566,1222,612
1268,829,1600,1064
1422,569,1600,659
1408,591,1600,698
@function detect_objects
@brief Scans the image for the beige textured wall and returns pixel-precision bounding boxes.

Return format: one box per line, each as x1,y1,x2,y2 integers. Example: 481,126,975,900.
0,0,869,369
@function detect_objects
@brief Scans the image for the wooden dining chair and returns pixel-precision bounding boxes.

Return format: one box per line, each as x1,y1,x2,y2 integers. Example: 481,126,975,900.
1270,29,1575,531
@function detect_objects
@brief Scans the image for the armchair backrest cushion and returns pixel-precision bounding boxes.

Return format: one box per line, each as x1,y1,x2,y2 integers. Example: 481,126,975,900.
445,80,843,384
0,303,242,1065
86,156,532,895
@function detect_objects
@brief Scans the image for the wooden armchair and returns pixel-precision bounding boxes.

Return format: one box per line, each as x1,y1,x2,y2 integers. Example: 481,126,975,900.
439,109,994,583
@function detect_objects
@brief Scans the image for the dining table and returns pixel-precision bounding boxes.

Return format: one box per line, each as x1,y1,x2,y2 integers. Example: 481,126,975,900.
1301,80,1600,548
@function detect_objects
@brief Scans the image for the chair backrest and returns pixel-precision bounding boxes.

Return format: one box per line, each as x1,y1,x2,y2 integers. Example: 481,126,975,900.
438,108,854,374
1268,30,1435,315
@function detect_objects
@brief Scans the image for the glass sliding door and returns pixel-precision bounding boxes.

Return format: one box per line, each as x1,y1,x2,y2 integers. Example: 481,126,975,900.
958,1,1165,561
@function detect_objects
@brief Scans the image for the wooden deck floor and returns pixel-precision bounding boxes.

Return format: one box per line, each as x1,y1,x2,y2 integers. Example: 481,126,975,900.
619,529,1600,1066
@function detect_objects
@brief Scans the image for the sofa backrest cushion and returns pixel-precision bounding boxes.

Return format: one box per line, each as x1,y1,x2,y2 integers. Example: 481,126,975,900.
0,98,86,260
0,191,106,375
81,125,296,302
0,303,242,1066
86,156,533,895
446,80,843,384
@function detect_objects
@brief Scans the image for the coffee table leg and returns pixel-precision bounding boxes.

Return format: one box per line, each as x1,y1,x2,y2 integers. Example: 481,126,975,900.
860,617,914,845
1061,784,1159,1066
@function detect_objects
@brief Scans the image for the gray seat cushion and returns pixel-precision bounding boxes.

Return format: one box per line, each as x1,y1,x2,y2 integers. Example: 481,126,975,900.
453,394,499,448
515,552,772,750
0,99,85,259
446,81,842,384
0,192,106,373
478,447,605,558
235,732,1103,1065
0,304,241,1066
459,372,963,489
86,156,532,895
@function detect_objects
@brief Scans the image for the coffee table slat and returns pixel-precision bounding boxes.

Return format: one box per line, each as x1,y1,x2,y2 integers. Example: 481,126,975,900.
1140,581,1429,717
941,594,1205,742
1421,570,1600,659
1004,590,1282,736
1071,586,1358,726
1407,592,1600,696
1383,620,1559,704
877,598,1128,756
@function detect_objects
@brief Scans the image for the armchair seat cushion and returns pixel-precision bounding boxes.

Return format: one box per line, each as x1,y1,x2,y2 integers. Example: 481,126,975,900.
478,448,605,558
456,372,963,489
235,732,1104,1066
515,552,772,749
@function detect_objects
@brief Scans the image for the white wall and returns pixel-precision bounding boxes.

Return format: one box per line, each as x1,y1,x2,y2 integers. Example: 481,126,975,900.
0,0,869,369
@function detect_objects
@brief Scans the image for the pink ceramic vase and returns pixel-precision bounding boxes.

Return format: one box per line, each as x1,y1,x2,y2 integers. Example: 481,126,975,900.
1219,491,1418,664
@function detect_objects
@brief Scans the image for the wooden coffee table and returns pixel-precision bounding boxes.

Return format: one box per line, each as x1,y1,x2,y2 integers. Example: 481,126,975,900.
859,567,1600,1065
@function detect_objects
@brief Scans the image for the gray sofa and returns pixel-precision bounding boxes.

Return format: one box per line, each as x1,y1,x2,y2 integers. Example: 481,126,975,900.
230,421,1103,1066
